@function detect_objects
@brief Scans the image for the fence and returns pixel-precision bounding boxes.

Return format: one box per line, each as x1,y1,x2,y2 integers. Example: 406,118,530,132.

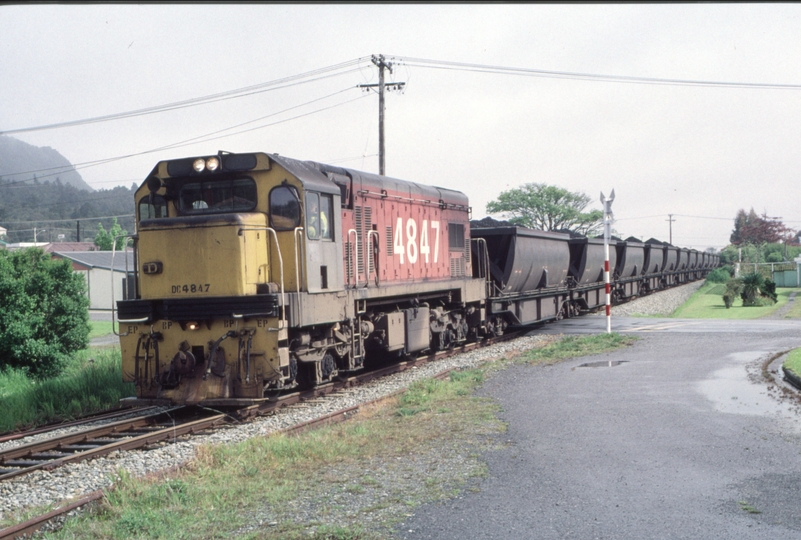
734,262,800,287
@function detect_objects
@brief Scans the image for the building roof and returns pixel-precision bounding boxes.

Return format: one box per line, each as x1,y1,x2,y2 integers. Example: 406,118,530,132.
51,250,135,273
43,242,99,253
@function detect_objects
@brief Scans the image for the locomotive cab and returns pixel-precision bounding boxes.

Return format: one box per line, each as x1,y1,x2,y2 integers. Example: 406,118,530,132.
119,152,342,403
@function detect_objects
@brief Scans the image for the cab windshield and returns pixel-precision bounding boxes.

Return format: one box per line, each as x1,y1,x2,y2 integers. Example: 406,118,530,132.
178,178,257,214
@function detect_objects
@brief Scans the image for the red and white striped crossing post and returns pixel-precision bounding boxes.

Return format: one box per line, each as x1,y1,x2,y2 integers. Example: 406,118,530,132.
600,190,615,334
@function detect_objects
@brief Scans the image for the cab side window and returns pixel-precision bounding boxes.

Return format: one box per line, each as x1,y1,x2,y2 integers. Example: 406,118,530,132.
306,193,333,240
269,185,301,230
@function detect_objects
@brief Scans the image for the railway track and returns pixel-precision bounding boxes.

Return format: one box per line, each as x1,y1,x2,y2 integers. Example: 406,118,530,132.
0,407,225,482
0,406,155,445
0,331,527,539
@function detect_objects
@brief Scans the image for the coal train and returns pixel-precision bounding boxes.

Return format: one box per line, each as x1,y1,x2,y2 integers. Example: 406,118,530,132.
117,151,717,405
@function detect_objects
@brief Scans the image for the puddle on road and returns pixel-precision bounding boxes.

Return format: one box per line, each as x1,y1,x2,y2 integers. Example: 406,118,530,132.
697,350,801,431
578,360,628,368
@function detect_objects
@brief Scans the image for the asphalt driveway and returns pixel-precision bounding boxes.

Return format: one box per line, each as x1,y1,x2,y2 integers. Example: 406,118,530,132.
400,318,801,539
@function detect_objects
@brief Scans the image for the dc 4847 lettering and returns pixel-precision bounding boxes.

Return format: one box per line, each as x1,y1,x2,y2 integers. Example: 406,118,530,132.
171,284,210,294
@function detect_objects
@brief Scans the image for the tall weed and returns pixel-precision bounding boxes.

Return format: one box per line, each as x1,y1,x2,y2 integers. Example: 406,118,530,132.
0,347,134,432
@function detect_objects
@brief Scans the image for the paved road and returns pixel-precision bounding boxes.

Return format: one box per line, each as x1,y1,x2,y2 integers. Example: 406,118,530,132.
400,318,801,539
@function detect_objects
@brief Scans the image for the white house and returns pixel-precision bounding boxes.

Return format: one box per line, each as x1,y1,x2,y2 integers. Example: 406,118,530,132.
51,251,135,311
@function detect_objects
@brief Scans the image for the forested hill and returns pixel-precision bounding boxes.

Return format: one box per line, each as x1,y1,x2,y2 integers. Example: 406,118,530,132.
0,179,136,244
0,135,137,244
0,135,93,192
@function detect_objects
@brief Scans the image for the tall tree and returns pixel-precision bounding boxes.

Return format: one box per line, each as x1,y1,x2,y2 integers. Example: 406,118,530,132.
94,217,128,251
486,183,603,235
730,208,793,245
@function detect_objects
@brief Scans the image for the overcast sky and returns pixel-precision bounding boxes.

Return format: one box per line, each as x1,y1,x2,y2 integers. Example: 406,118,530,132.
2,3,800,249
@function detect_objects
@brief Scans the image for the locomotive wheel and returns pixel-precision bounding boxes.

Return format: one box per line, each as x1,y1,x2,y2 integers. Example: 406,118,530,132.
321,352,337,381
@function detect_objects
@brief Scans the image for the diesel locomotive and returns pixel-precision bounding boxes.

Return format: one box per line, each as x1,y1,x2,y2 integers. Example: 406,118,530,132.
116,151,717,406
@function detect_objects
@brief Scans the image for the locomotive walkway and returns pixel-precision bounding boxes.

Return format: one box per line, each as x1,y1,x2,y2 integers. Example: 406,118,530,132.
400,317,801,539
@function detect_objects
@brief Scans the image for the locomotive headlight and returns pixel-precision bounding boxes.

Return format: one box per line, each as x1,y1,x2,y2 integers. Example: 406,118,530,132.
186,321,199,331
206,157,220,171
193,158,206,173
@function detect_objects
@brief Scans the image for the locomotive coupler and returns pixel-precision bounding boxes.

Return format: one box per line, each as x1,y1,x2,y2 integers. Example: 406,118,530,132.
203,330,238,380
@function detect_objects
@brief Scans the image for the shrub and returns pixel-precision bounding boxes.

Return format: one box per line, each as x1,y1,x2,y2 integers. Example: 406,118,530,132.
0,248,90,378
722,277,744,309
706,267,732,284
762,279,778,303
741,272,765,306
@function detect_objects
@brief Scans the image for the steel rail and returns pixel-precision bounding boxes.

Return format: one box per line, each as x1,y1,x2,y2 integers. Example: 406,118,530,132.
0,408,223,482
0,406,154,445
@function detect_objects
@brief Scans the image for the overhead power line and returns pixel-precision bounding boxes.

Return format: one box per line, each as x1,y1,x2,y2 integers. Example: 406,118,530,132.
0,58,370,135
0,87,368,186
0,214,134,225
393,56,801,90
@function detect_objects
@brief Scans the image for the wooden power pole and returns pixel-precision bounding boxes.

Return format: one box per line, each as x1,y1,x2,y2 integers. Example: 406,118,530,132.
358,55,405,176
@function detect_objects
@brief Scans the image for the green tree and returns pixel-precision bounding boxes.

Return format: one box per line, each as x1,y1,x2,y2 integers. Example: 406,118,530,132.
94,217,128,251
0,249,90,377
486,183,603,235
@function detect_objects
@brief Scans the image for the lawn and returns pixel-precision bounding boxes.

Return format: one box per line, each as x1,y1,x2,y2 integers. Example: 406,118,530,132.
89,320,116,339
671,283,800,319
784,348,801,378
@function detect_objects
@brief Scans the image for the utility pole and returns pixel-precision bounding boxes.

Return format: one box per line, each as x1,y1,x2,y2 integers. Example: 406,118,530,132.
358,55,405,176
666,214,675,244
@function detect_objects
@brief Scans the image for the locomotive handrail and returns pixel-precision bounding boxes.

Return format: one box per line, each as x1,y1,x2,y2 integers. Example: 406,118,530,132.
367,229,380,286
238,227,285,329
112,234,138,337
347,228,359,288
294,227,305,323
294,227,305,293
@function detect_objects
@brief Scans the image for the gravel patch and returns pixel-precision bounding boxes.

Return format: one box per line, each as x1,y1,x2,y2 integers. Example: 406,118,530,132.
0,335,552,528
597,281,704,317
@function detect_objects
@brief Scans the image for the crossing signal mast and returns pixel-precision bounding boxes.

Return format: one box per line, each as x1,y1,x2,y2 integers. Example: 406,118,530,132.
358,55,405,176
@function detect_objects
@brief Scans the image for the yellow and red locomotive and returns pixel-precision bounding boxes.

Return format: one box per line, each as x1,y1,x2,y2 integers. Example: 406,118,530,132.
118,152,486,405
118,150,718,406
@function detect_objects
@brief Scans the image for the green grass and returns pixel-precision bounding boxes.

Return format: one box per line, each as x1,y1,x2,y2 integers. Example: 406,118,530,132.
783,348,801,378
780,295,801,319
88,320,116,339
520,333,636,365
671,283,800,319
0,347,134,433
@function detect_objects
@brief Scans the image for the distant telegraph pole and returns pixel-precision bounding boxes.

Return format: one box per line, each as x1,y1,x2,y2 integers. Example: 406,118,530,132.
358,55,405,176
666,214,675,244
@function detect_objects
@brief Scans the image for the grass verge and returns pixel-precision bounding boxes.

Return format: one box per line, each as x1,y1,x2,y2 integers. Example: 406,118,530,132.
0,347,134,433
779,295,801,319
671,283,800,319
88,321,115,340
783,348,801,378
30,334,632,539
519,333,636,365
